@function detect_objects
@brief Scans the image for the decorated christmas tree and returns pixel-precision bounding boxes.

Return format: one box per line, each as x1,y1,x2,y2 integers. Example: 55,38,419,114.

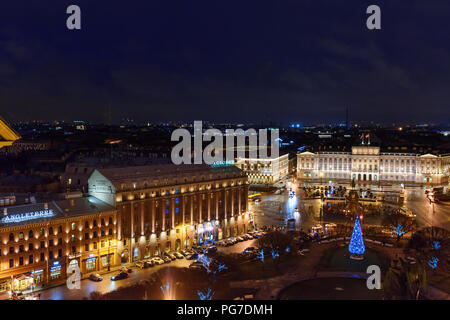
349,215,365,256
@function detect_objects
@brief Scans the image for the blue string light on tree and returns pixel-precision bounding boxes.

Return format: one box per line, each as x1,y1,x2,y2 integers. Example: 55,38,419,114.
348,215,365,260
431,241,440,250
197,288,215,300
428,257,439,269
271,249,279,259
258,249,264,262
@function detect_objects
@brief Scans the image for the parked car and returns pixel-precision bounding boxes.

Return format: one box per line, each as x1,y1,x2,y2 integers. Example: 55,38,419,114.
121,267,132,273
165,253,177,260
152,257,165,265
136,260,153,268
174,252,184,259
189,262,206,272
111,272,128,281
186,253,199,260
89,273,103,281
162,256,172,263
206,246,217,254
243,247,256,254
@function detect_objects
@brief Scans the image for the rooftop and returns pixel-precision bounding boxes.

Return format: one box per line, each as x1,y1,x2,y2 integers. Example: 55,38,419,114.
0,196,115,228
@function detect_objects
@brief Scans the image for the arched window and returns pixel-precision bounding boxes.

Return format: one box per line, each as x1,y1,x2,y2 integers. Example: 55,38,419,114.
9,233,14,241
29,230,34,239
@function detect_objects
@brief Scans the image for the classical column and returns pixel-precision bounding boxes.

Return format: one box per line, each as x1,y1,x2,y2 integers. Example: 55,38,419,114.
215,191,219,220
182,195,186,226
199,193,203,224
118,206,122,241
130,203,134,238
207,192,211,221
151,200,155,233
171,197,175,229
238,187,242,214
224,189,227,219
231,188,235,216
190,194,194,225
140,201,144,236
161,200,165,231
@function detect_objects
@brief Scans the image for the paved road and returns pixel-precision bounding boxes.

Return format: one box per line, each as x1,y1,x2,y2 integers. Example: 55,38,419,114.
39,259,191,300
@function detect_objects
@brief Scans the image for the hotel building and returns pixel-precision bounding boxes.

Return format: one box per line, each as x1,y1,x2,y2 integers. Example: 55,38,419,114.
0,197,118,294
234,153,289,185
88,164,250,263
297,145,449,185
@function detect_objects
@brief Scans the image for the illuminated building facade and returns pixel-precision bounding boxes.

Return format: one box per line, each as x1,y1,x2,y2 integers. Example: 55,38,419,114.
235,154,289,184
297,145,449,185
88,164,249,263
0,117,20,149
0,197,118,293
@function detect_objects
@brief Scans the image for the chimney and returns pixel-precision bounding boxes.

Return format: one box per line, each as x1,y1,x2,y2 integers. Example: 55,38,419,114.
44,203,48,210
3,208,7,215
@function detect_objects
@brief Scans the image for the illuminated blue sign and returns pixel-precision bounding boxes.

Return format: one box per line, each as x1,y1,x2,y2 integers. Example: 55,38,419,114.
211,160,234,168
1,209,55,224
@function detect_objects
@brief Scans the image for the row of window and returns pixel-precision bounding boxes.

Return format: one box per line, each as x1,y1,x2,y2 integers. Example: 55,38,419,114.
5,217,114,242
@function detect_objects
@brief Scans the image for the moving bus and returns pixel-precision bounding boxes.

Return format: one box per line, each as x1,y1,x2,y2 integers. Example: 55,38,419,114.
248,193,262,202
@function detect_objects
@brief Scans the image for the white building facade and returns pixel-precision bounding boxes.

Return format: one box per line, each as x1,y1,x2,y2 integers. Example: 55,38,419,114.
297,146,449,185
235,154,289,184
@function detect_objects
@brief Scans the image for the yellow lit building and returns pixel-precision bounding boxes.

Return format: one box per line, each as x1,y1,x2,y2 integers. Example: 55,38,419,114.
88,164,250,262
0,197,118,294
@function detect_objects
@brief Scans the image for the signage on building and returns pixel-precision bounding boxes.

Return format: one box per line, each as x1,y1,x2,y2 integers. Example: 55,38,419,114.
211,160,235,168
1,209,55,223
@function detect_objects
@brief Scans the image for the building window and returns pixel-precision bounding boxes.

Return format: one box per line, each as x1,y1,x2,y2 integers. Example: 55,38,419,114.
29,255,33,264
28,243,33,251
29,230,34,238
9,233,13,242
109,228,112,235
85,233,89,240
101,218,105,226
40,253,44,261
85,244,89,251
58,249,62,258
49,227,53,235
71,222,76,230
58,238,62,246
101,230,105,237
19,245,24,253
9,259,13,268
19,257,23,266
9,247,13,254
40,241,45,249
93,220,97,227
19,232,24,240
72,246,76,254
93,242,97,250
109,217,113,225
85,221,89,229
93,231,98,238
58,226,62,233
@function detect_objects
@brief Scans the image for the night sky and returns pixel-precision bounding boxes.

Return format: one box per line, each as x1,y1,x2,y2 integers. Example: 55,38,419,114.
0,0,449,124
